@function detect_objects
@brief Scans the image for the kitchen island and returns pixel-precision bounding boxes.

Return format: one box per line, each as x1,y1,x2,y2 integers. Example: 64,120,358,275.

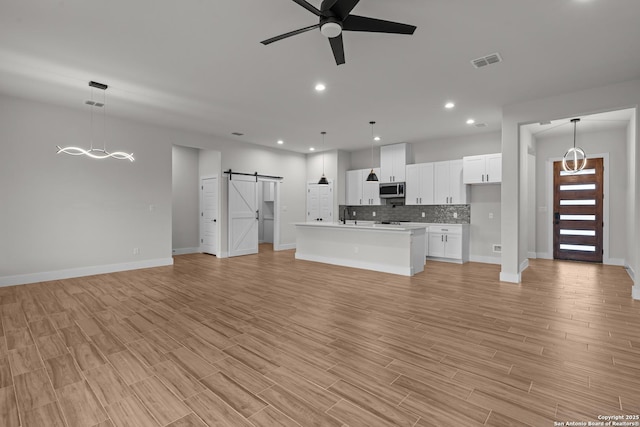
294,222,426,276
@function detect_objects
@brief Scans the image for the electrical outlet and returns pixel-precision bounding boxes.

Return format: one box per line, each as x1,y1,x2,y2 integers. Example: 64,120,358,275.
133,248,139,255
372,212,376,217
453,212,458,219
353,211,356,216
489,212,494,219
422,212,425,218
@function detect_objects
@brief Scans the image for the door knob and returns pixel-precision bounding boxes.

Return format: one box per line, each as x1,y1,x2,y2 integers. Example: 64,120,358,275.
554,212,560,225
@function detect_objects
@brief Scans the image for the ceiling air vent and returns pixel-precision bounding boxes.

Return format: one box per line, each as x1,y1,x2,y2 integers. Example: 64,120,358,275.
231,132,244,136
471,53,503,69
474,123,487,128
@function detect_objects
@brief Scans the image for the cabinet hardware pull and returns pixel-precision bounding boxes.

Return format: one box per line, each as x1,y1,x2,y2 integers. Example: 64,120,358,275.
441,235,443,242
446,235,448,242
482,174,484,182
487,174,489,182
255,210,259,220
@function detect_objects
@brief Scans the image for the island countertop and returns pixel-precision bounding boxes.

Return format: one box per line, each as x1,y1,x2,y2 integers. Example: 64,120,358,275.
294,221,428,232
294,222,426,276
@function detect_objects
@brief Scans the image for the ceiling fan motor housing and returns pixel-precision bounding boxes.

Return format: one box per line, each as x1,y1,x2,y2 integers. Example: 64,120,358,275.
320,17,343,38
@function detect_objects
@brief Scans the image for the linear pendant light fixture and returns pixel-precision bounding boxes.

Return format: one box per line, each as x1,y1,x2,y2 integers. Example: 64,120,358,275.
562,118,586,173
366,121,379,182
318,131,329,185
56,81,135,162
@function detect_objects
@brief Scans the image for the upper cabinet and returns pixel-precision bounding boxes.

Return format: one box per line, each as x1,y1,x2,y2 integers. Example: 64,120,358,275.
434,160,468,204
380,143,412,183
346,168,381,206
405,163,434,205
463,153,502,184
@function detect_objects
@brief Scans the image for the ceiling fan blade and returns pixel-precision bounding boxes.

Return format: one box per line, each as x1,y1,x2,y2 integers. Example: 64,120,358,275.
291,0,322,16
329,34,345,65
261,24,320,45
330,0,360,20
343,14,417,35
321,0,339,12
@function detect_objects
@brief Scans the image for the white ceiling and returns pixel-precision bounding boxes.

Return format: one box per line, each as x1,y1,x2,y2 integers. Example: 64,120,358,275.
523,108,635,138
1,0,639,153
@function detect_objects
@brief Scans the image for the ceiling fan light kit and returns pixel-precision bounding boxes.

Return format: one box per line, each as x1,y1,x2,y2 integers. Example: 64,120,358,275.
261,0,417,65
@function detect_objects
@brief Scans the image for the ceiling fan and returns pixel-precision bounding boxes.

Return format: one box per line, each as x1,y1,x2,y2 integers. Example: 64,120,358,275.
261,0,417,65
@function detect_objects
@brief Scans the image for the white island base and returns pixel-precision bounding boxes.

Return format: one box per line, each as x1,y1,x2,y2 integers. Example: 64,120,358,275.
295,222,426,276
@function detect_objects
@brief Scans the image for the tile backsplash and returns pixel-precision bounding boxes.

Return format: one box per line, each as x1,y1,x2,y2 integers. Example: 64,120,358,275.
338,204,470,224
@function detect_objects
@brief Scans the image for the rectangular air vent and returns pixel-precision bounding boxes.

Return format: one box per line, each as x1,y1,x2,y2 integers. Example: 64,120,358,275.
231,132,244,136
474,123,487,128
493,244,502,253
471,53,503,69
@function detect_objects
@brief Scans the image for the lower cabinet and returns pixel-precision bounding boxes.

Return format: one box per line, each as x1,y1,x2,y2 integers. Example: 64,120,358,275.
428,225,469,263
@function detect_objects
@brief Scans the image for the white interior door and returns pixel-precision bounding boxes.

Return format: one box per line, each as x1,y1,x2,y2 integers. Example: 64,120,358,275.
318,184,333,221
200,177,218,255
228,175,259,257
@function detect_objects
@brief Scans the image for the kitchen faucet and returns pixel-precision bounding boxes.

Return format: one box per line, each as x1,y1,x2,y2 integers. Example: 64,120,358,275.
342,207,349,224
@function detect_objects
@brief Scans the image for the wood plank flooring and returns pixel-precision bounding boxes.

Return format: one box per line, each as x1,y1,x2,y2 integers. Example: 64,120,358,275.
1,245,639,426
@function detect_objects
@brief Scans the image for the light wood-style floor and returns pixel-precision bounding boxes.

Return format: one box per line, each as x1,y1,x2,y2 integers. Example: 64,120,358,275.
1,246,639,427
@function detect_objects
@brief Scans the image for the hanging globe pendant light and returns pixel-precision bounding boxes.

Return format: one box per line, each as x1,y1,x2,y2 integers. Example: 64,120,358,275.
562,118,587,173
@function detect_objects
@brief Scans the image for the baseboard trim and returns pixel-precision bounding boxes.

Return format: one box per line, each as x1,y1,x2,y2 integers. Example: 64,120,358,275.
276,243,296,251
295,252,413,276
519,258,530,273
625,264,635,281
172,247,200,255
527,252,537,259
426,257,464,265
632,286,640,300
500,271,521,283
604,257,625,267
0,258,174,288
469,255,501,265
536,252,552,260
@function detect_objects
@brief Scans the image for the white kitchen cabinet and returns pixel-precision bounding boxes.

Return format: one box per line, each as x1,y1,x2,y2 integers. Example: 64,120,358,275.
428,224,468,263
434,160,467,204
380,143,412,183
405,163,434,205
345,168,380,205
307,182,333,222
463,153,502,184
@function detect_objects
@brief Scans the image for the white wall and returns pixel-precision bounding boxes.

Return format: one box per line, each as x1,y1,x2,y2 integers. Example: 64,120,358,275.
172,146,200,253
534,127,628,263
0,93,307,285
0,94,173,284
501,78,640,289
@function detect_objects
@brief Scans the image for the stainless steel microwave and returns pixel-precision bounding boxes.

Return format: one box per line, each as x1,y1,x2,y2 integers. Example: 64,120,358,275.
379,182,405,198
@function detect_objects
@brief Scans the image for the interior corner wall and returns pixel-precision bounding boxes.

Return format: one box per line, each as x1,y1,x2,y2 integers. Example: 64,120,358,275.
172,145,200,253
629,110,638,282
502,78,640,284
0,94,174,285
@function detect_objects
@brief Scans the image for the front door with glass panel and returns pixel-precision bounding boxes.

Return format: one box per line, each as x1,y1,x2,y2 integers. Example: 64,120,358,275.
553,158,603,262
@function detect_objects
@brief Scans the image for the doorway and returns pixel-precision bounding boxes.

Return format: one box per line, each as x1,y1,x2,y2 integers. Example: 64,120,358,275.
553,157,604,262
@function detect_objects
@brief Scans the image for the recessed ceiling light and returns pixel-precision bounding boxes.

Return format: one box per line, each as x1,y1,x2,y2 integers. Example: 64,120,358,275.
277,140,284,145
309,147,315,151
374,136,381,141
315,83,326,92
466,119,475,125
445,102,455,109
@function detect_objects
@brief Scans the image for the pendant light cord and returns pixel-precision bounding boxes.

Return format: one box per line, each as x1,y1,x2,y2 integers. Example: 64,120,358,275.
370,121,375,167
